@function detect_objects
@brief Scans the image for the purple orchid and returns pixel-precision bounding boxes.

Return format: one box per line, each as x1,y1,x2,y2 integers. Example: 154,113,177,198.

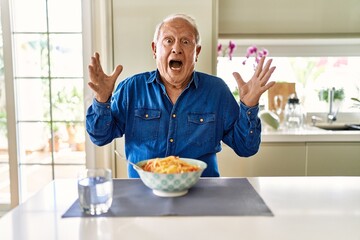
217,41,237,60
228,41,236,60
217,43,222,55
243,45,269,69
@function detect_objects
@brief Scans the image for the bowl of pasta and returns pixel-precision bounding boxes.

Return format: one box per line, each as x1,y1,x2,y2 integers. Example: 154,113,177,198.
134,156,207,197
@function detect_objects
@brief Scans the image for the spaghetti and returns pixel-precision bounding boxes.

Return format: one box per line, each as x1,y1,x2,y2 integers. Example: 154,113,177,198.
142,156,201,174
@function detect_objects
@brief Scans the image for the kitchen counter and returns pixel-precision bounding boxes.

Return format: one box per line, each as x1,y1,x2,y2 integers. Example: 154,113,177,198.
1,177,359,240
261,125,360,142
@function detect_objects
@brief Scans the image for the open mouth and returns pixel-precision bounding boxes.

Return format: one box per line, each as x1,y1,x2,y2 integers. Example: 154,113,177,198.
169,60,183,70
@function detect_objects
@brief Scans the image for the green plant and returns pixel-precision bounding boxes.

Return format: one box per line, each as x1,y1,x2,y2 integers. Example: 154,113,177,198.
318,88,345,103
351,97,360,109
232,88,239,100
52,86,83,120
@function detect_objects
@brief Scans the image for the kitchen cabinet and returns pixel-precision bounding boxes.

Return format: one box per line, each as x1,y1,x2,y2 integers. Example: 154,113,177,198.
306,142,360,176
218,143,307,177
218,141,360,177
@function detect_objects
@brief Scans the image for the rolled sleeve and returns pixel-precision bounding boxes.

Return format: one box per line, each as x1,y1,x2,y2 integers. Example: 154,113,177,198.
231,102,261,156
92,98,112,115
86,98,115,146
240,102,260,135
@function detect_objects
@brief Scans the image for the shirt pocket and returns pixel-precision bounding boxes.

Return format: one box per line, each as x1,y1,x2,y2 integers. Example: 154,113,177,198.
132,108,161,141
186,113,216,147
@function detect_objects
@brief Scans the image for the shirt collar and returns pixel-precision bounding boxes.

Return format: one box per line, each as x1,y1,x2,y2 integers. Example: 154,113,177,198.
150,70,199,89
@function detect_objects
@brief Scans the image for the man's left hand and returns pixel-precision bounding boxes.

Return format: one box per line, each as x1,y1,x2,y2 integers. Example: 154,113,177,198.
232,56,276,107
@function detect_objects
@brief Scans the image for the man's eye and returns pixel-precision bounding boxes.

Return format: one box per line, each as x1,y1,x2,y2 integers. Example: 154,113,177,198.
165,39,173,44
182,40,189,45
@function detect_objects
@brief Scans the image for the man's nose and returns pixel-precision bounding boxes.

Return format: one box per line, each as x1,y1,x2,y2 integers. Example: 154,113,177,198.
171,43,182,54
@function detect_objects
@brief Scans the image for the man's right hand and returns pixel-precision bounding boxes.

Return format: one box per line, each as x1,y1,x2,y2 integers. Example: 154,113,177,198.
88,52,123,103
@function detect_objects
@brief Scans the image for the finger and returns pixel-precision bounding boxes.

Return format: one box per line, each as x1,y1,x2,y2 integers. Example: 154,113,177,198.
88,82,99,92
88,65,100,84
262,80,276,92
259,58,273,80
94,52,100,66
260,66,276,86
111,65,123,81
91,52,103,74
254,56,266,77
90,55,101,76
232,72,246,88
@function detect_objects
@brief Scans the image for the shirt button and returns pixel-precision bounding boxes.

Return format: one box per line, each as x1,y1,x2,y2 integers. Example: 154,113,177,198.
145,114,149,118
200,118,204,122
169,138,174,143
172,114,176,118
106,105,110,109
247,111,251,115
250,130,253,134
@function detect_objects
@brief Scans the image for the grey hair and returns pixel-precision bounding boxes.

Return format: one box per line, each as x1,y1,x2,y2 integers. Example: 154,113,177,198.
153,13,201,46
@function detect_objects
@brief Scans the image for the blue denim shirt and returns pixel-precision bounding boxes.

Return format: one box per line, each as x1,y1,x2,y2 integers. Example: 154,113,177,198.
86,70,261,177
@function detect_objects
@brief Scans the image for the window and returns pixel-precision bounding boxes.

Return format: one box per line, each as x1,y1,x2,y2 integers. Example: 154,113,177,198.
217,39,360,115
1,0,86,204
0,9,11,211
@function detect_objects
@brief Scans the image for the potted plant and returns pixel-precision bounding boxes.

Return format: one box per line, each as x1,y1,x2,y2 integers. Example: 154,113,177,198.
318,88,345,103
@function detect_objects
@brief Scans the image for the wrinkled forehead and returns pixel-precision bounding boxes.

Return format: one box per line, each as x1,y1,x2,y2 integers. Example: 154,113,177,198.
160,18,196,38
154,15,201,45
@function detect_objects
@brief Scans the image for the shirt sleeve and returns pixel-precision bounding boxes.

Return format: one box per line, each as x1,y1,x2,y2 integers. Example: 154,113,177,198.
85,97,124,146
222,101,261,157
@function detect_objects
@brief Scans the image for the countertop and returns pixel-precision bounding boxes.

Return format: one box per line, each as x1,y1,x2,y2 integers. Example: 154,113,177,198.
261,125,360,142
1,177,359,240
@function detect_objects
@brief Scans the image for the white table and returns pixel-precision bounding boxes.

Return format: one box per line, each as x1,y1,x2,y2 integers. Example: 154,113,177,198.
1,177,359,240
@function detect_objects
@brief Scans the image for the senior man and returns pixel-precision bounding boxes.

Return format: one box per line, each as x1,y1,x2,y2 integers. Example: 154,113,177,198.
86,13,276,177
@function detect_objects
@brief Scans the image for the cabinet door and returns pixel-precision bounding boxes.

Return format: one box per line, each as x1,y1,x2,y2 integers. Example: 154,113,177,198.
217,143,306,177
306,142,360,176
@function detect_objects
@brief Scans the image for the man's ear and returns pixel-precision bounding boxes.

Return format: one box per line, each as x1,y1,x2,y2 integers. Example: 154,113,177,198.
151,42,156,59
195,45,201,62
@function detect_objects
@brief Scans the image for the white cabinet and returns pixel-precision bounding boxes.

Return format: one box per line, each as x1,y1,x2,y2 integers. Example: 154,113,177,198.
217,143,306,177
218,141,360,177
306,142,360,176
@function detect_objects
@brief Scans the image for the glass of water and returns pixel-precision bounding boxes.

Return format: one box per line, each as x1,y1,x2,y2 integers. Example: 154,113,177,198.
78,168,113,215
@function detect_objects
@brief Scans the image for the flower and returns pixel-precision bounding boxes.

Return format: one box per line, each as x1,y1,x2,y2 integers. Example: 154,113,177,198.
242,45,269,69
217,40,237,60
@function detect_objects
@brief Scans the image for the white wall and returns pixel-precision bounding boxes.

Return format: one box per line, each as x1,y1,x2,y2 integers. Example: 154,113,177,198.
112,0,218,78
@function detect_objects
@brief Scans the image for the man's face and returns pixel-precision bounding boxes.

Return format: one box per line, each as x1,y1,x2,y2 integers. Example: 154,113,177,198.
152,18,201,88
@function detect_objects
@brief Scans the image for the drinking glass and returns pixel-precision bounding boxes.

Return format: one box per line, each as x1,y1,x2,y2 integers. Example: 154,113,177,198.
78,168,113,215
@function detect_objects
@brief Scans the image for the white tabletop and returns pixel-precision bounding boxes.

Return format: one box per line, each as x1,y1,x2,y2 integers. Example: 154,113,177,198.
1,177,360,240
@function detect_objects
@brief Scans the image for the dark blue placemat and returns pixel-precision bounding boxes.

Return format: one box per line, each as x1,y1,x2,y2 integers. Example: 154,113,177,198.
62,178,273,217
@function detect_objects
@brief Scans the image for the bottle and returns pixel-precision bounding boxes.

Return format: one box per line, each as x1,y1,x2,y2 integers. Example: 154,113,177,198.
284,94,303,128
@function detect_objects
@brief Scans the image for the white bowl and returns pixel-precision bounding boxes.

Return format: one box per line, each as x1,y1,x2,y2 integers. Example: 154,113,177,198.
134,158,207,197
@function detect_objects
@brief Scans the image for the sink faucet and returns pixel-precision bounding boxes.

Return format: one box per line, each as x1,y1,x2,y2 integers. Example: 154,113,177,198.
327,87,337,123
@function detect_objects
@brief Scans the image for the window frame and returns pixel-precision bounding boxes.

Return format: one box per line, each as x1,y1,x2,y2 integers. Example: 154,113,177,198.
0,0,95,208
